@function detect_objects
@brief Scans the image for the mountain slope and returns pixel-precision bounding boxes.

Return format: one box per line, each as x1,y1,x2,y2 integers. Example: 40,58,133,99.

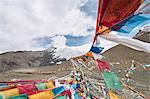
102,31,150,96
0,48,65,72
102,30,150,63
134,30,150,43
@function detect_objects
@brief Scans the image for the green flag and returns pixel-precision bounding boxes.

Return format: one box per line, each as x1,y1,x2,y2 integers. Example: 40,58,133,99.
102,71,122,90
7,94,28,99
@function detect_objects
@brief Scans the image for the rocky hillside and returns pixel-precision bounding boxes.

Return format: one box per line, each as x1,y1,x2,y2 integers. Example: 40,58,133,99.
0,30,149,72
102,30,150,63
134,30,150,43
102,31,150,96
0,47,65,72
0,30,149,96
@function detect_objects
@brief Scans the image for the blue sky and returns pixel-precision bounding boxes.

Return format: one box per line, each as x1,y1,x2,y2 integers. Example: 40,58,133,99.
0,0,149,54
34,0,98,49
34,0,150,49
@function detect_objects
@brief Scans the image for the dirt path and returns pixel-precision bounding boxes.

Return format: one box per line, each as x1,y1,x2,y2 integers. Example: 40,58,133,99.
0,61,72,81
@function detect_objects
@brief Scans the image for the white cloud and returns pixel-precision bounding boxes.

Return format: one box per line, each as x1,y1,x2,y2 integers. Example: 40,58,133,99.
51,35,67,48
0,0,95,53
1,0,148,58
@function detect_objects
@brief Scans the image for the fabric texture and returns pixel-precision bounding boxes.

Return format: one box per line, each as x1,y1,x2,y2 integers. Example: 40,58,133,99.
35,83,47,90
45,81,55,89
96,59,110,72
0,88,19,99
90,46,104,54
102,71,122,90
52,86,65,96
108,90,120,99
29,90,53,99
111,14,149,33
17,84,38,95
7,94,28,99
99,0,142,27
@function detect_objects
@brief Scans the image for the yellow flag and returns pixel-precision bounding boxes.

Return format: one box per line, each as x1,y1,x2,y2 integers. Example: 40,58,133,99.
108,90,120,99
0,88,19,98
29,90,54,99
45,80,55,89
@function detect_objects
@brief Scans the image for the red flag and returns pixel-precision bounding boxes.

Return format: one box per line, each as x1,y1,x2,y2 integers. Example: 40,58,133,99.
96,0,143,32
96,59,110,72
